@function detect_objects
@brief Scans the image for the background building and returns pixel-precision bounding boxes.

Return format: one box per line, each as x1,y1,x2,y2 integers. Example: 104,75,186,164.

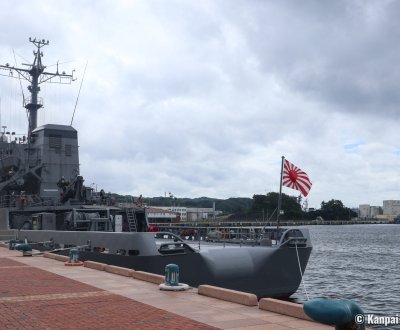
358,204,382,219
359,204,371,218
146,207,179,223
383,200,400,217
149,205,222,222
155,206,187,221
370,206,382,218
186,207,222,221
357,200,400,221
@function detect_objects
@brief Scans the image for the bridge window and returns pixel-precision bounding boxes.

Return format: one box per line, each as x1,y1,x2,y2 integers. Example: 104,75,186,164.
49,135,61,153
65,144,72,156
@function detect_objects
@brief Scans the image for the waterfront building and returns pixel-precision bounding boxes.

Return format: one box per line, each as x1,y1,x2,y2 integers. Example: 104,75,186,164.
370,206,382,217
146,207,179,223
150,205,222,222
359,204,371,218
155,206,188,221
186,208,222,221
358,204,382,219
383,200,400,217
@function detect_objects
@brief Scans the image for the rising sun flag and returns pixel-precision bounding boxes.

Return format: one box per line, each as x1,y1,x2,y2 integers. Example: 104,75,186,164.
282,158,312,197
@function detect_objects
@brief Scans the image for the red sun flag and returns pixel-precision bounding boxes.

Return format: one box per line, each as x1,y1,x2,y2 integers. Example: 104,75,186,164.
282,159,312,197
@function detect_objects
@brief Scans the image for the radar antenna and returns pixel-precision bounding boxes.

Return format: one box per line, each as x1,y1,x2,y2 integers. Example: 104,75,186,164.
0,38,75,139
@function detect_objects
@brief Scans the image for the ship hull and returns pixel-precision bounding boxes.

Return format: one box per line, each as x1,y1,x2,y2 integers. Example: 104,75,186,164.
76,246,311,298
17,229,312,299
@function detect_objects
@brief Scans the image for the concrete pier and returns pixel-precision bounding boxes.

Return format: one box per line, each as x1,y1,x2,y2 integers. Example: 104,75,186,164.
0,245,332,329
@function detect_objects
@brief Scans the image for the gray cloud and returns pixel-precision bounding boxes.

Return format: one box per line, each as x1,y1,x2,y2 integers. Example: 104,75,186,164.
0,0,399,209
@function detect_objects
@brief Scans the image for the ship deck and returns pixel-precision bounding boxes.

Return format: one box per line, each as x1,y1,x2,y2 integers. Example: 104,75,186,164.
0,245,333,329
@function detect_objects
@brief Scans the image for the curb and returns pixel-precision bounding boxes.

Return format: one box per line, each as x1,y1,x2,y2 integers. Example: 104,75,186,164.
198,284,258,306
259,298,312,321
132,271,165,284
83,260,107,271
104,264,135,277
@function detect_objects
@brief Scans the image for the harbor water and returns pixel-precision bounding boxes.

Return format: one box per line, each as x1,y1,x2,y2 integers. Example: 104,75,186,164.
292,224,400,329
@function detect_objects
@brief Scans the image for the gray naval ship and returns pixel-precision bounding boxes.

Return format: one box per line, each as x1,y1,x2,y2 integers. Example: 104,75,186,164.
0,38,312,299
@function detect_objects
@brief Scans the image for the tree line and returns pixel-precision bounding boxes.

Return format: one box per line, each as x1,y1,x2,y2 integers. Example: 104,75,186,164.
248,193,357,221
112,192,357,221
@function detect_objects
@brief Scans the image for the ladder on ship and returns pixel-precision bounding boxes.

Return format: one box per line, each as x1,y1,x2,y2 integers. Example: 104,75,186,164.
126,208,137,232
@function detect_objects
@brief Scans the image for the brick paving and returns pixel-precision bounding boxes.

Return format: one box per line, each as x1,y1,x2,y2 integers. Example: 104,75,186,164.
0,257,217,330
0,247,335,329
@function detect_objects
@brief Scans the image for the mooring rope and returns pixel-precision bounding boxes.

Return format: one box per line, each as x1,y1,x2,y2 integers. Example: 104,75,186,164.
28,240,53,245
47,244,90,253
295,242,310,301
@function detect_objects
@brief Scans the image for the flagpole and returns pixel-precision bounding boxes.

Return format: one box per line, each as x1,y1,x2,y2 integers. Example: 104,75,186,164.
277,156,284,235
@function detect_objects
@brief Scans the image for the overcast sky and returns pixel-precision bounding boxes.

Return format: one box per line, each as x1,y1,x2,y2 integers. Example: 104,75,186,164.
1,0,399,209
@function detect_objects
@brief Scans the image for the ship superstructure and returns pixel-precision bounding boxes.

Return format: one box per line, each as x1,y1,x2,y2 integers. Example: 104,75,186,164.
0,38,147,232
0,38,80,204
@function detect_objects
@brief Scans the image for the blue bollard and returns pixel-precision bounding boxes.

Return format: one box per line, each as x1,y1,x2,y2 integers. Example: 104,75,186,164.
9,239,17,250
303,298,365,330
15,243,32,256
69,248,79,263
165,264,180,286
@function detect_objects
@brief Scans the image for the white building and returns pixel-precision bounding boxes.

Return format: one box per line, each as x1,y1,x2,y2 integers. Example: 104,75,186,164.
186,208,220,221
151,206,222,222
358,204,382,218
156,206,187,221
146,207,178,223
370,206,382,217
359,204,370,218
383,200,400,216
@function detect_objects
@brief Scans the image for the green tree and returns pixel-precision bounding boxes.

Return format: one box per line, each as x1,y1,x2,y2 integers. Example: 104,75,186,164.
320,199,356,220
252,192,302,220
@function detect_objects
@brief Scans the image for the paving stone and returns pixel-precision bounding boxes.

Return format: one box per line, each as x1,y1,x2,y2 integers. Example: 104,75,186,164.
0,248,335,329
0,255,216,329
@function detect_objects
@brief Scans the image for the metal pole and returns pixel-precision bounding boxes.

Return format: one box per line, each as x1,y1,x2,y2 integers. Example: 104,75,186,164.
277,156,284,236
30,74,39,132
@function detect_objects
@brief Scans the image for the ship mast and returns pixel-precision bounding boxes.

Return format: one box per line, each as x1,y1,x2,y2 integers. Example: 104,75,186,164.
0,37,75,139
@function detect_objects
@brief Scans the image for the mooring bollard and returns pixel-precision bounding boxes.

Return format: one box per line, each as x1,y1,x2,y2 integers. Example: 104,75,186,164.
69,248,79,263
303,298,365,330
9,239,17,250
14,243,32,256
160,263,189,291
65,248,83,266
165,263,180,286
